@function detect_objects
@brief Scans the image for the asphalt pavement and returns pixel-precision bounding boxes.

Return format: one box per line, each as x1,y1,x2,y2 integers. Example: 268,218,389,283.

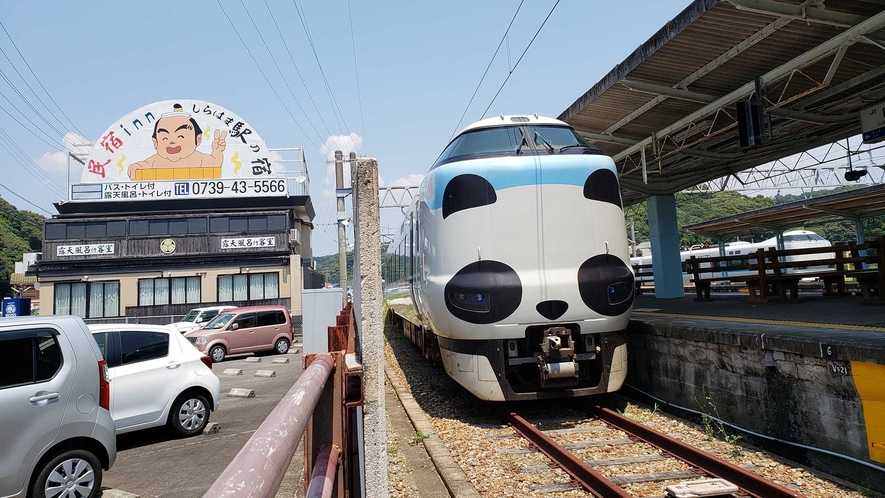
100,346,304,498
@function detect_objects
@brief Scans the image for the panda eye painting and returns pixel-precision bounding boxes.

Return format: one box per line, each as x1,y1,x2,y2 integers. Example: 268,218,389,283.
384,115,633,402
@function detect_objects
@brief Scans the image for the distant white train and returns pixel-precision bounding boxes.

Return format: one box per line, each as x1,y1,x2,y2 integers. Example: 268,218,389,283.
630,229,833,287
385,114,633,401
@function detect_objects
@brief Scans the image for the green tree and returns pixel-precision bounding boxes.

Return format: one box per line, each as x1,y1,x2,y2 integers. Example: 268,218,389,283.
0,198,44,297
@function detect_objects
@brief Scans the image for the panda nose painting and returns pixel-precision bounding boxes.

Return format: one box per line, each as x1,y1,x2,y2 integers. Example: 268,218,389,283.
536,300,568,320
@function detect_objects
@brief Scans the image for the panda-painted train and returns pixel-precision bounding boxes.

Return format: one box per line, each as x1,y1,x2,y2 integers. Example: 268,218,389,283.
385,114,634,401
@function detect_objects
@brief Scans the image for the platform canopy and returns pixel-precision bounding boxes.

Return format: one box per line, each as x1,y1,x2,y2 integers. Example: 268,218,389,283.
684,182,885,237
559,0,885,207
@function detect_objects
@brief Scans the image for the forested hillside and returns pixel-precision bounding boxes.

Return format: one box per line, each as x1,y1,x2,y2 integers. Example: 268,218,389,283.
625,186,885,250
0,198,44,297
312,250,354,286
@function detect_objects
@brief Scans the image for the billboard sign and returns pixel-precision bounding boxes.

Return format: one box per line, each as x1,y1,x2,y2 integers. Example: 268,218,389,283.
70,99,286,202
862,102,885,144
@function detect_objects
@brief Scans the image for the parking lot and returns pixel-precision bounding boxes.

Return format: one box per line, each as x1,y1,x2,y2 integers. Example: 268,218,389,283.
101,345,304,498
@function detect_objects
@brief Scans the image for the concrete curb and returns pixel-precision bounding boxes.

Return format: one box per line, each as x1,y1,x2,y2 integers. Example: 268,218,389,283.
384,364,481,498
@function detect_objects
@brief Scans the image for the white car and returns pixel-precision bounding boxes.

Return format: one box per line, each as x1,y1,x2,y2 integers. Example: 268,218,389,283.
88,324,221,437
168,306,237,334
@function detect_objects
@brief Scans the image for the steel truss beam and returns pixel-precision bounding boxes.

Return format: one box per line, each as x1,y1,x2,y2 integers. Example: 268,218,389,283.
612,10,885,165
378,186,418,209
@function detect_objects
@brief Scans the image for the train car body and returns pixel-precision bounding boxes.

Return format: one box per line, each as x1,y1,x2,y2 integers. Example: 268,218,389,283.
385,115,634,401
630,230,833,287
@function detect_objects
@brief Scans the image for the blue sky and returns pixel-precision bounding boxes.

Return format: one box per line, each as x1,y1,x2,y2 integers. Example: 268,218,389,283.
0,0,691,256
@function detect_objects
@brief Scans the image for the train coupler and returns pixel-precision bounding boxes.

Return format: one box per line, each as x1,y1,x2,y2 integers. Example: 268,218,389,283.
538,327,580,388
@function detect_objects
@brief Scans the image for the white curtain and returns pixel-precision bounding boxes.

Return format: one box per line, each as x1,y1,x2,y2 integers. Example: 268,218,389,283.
171,278,187,305
104,282,119,317
218,276,233,302
249,274,264,300
88,284,104,318
155,279,169,305
233,274,248,301
139,280,154,306
55,284,71,315
70,283,87,318
187,277,201,304
265,273,279,299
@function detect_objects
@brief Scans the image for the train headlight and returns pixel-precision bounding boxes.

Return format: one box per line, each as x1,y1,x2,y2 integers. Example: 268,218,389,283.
607,282,632,305
447,290,491,312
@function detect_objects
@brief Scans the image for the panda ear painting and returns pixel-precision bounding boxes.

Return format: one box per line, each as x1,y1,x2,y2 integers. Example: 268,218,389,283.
583,169,622,208
442,174,497,219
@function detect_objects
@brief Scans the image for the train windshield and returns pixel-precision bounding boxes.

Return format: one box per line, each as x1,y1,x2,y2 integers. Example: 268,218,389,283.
433,126,525,168
528,126,600,154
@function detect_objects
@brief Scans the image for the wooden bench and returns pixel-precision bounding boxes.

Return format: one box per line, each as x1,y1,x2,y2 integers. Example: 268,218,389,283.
631,263,654,295
685,253,760,302
846,269,882,304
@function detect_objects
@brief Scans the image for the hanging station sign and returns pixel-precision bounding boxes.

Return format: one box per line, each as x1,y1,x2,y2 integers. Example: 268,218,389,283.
69,99,287,202
861,102,885,144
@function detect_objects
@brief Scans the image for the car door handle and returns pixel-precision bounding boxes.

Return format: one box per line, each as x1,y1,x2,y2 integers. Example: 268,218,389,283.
29,392,59,403
166,361,181,369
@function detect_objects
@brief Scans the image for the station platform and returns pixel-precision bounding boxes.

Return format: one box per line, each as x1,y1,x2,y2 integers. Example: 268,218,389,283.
625,293,885,491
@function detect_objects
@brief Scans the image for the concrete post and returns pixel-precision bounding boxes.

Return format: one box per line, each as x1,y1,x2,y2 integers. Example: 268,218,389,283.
336,150,348,308
350,152,362,343
355,158,387,498
647,195,683,299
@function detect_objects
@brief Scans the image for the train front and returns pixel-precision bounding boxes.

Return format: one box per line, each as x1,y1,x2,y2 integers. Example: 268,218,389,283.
415,115,634,401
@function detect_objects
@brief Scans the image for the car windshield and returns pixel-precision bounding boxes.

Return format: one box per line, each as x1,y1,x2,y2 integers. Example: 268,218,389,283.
432,126,525,168
181,310,199,322
204,313,234,329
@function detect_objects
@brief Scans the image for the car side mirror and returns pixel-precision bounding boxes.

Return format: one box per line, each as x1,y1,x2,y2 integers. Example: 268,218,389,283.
231,323,239,331
196,317,205,323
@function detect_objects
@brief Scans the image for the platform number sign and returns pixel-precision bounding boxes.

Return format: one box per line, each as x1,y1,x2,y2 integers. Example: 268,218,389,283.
820,343,838,359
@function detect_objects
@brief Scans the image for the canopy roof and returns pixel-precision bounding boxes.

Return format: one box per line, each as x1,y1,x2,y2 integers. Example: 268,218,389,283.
684,183,885,236
560,0,885,206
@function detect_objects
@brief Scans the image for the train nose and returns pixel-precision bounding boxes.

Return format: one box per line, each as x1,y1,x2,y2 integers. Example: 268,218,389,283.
536,300,568,320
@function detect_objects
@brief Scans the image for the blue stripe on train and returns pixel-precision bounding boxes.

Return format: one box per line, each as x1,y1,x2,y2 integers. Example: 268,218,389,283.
425,155,617,211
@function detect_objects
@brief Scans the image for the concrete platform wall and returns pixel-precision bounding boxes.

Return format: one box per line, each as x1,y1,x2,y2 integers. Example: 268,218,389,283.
625,317,885,491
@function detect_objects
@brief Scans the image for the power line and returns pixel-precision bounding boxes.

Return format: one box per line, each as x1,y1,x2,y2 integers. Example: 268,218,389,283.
261,0,349,154
451,0,524,139
347,0,367,155
215,0,324,153
480,0,561,119
0,124,67,196
237,0,328,148
0,89,66,151
0,66,78,149
0,20,85,138
291,0,353,145
0,182,53,216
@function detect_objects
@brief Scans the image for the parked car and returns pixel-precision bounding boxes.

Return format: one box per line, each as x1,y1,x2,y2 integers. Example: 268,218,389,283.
168,306,237,334
0,316,116,498
185,305,294,363
88,324,221,437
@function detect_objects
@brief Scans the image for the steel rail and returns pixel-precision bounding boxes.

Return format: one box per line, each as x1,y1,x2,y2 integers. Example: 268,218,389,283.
590,405,805,498
501,409,631,498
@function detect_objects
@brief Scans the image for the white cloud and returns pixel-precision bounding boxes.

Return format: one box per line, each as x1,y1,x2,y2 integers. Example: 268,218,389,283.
35,132,91,176
312,133,365,226
388,174,424,187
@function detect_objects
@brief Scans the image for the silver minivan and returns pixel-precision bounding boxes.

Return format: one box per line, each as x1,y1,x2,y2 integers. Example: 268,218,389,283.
0,316,117,498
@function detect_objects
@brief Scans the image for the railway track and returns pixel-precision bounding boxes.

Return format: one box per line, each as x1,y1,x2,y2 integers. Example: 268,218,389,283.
499,405,805,498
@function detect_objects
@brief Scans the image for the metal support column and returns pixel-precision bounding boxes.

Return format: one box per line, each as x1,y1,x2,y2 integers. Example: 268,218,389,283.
647,195,683,298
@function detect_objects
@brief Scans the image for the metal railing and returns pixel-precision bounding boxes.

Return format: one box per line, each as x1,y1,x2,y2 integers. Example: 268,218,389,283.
205,304,363,498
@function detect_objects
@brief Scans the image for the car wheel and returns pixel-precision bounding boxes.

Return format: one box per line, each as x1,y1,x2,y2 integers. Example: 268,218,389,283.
31,449,101,498
169,392,210,437
274,338,290,355
209,345,226,363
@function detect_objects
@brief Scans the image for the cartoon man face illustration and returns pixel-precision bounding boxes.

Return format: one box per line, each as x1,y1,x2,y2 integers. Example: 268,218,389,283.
128,103,227,180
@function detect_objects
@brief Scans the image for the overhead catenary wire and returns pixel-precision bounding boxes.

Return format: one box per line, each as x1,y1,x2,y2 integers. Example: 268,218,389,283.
480,0,561,120
451,0,525,140
0,20,85,138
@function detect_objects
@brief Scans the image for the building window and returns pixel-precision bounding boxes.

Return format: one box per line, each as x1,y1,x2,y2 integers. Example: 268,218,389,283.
45,221,129,240
55,281,119,318
217,272,279,302
138,277,201,306
209,215,288,233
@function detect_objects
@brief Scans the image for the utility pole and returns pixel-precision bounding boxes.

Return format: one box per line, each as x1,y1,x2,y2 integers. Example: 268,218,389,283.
335,150,347,307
